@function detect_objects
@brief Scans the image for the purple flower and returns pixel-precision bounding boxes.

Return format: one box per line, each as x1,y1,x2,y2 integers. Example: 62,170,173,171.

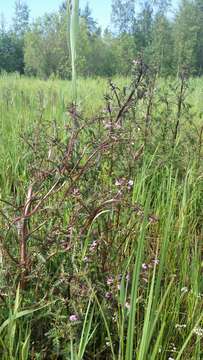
69,314,79,322
142,263,148,270
105,292,113,300
115,179,122,186
106,276,114,286
152,258,159,265
115,178,126,187
128,180,134,187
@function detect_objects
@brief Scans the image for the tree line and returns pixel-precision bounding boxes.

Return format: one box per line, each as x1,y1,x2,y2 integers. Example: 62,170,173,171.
0,0,203,78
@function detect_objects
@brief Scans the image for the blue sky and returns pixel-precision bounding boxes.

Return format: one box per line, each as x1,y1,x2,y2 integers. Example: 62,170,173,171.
1,0,111,30
1,0,179,30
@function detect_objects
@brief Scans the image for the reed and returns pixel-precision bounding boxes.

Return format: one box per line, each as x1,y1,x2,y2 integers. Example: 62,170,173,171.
67,0,80,103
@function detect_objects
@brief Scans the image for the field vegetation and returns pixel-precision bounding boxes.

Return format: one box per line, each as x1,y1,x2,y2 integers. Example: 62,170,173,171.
0,0,203,359
0,67,202,359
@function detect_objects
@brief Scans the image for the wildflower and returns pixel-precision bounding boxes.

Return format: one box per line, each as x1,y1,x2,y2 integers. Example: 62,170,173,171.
152,258,159,265
89,240,98,252
114,123,121,130
117,284,121,290
126,273,130,282
104,122,112,129
115,179,121,186
128,180,134,187
69,314,79,322
125,301,130,310
170,343,177,352
142,263,148,270
72,188,80,196
193,327,203,337
83,256,89,263
132,59,140,66
106,276,114,286
149,215,159,224
175,324,187,329
127,180,134,190
181,286,188,294
115,178,124,186
105,292,113,300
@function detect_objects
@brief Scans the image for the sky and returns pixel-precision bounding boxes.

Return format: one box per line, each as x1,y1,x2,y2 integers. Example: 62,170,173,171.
1,0,179,30
0,0,112,30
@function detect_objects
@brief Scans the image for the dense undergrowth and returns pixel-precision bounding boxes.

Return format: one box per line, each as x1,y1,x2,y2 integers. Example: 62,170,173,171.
0,64,202,359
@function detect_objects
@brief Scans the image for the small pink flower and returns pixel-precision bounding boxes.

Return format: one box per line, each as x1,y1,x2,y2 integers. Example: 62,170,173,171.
128,180,134,187
115,178,126,187
142,263,148,270
105,292,112,300
107,276,114,285
69,314,79,322
115,179,121,186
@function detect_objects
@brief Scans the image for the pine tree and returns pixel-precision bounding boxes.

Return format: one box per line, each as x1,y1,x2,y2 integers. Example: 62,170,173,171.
194,0,203,74
81,3,98,35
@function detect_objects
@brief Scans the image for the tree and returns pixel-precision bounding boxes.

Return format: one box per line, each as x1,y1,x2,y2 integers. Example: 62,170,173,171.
134,1,153,50
111,0,135,34
194,0,203,74
0,31,24,73
148,1,173,75
153,0,171,14
13,0,30,37
0,13,6,35
81,3,98,35
173,0,199,75
24,13,71,79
